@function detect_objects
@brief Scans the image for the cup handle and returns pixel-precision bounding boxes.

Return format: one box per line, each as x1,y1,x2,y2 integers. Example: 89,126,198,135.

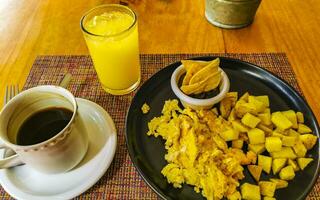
0,141,23,169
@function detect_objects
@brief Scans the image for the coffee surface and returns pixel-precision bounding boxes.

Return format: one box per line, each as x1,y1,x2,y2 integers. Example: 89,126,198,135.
17,107,73,146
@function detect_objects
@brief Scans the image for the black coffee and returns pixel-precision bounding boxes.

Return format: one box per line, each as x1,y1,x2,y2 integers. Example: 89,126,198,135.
16,107,73,146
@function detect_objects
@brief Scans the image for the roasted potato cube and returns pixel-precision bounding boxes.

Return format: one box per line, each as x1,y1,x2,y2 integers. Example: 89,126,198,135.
279,165,295,180
248,165,263,182
258,155,272,174
273,127,288,135
270,178,288,189
230,149,257,166
282,110,298,129
232,120,249,132
220,128,239,141
263,197,276,200
228,108,237,121
267,123,274,130
299,134,318,150
297,158,313,170
239,92,250,102
287,129,300,137
242,113,261,128
296,112,304,123
265,137,282,153
297,124,312,134
213,135,228,151
271,112,292,130
249,144,266,155
239,132,249,142
281,136,297,147
220,95,235,119
256,95,270,108
288,129,300,137
272,158,287,174
227,92,238,103
248,128,265,144
259,181,276,197
288,159,300,171
232,139,244,149
249,96,266,113
247,151,258,165
257,124,273,136
227,191,241,200
235,101,257,117
293,140,307,157
258,111,272,126
270,147,297,159
241,183,261,200
272,131,284,138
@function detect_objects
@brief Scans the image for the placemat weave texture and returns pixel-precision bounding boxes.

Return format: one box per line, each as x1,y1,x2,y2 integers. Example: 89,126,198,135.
0,53,318,200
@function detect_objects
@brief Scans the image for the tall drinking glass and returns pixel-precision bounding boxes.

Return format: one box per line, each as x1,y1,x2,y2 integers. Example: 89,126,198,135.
81,4,140,95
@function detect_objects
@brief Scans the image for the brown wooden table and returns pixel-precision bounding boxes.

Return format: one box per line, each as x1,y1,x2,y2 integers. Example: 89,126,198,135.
1,0,319,121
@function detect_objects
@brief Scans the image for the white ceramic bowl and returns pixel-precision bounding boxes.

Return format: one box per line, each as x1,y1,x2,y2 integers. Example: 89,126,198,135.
171,64,230,110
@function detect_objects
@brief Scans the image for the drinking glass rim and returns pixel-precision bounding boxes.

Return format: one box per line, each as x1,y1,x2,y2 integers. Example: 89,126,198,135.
80,4,137,38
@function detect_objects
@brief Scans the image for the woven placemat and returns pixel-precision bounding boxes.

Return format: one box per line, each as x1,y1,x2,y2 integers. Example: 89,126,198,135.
0,53,318,200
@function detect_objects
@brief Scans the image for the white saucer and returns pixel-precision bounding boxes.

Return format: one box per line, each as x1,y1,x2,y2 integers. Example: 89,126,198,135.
0,98,117,200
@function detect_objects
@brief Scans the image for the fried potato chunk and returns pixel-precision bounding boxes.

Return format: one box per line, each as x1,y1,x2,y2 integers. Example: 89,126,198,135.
147,90,318,200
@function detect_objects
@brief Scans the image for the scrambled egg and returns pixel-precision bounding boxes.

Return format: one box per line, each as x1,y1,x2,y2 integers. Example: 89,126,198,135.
141,103,150,114
147,100,249,200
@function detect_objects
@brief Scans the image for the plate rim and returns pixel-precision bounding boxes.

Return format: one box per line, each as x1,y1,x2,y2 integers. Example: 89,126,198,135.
125,56,320,200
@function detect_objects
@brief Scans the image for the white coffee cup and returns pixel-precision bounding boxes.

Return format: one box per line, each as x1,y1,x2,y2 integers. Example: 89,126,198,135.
0,85,88,174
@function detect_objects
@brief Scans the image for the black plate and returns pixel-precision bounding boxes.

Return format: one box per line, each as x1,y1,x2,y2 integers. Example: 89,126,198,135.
125,57,320,200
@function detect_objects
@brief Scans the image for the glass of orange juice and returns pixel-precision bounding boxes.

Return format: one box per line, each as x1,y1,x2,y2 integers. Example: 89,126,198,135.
80,4,140,95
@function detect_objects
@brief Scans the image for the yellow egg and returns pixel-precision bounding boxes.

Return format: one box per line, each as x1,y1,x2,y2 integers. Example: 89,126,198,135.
147,100,245,200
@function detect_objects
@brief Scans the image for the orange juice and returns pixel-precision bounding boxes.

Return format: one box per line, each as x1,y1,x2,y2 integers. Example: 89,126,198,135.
81,5,140,95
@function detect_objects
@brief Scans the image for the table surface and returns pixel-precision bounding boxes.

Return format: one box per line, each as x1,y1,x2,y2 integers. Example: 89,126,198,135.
1,0,320,122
